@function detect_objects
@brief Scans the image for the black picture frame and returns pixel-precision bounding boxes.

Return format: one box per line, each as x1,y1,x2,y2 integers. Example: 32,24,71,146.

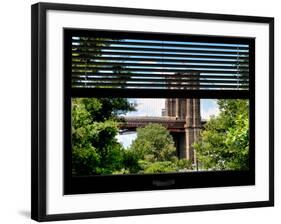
63,28,255,195
31,2,274,222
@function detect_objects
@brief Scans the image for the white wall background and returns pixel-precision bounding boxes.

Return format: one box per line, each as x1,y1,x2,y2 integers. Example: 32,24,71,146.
0,0,279,223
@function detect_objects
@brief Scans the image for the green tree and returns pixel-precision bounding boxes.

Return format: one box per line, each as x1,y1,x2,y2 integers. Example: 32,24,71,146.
193,99,249,170
130,123,177,162
72,98,135,175
72,37,132,88
139,161,178,173
129,123,193,174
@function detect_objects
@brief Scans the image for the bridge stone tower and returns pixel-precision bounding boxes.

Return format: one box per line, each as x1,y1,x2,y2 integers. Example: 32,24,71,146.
165,72,201,163
165,98,201,163
184,98,201,162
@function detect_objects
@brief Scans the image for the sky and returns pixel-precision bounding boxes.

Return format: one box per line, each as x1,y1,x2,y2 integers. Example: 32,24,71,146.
116,98,219,148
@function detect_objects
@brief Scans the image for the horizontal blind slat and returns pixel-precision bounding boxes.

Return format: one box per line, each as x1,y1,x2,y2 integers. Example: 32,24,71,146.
72,46,249,55
71,61,249,70
72,77,249,84
72,40,249,50
71,68,248,75
72,50,249,60
72,72,248,79
72,82,248,89
72,55,249,65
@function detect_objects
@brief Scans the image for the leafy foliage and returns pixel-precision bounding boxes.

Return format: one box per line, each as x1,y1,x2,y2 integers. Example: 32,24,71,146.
130,123,177,162
194,99,249,170
139,161,178,173
72,106,194,175
71,98,135,175
72,97,249,175
72,37,132,88
129,123,193,173
138,159,193,174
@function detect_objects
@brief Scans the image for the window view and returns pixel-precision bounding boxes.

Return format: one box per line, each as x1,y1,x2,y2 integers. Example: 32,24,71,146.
72,98,249,175
67,30,252,177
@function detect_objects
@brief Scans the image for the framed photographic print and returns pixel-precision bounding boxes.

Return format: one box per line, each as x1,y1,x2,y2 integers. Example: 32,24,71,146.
31,2,274,222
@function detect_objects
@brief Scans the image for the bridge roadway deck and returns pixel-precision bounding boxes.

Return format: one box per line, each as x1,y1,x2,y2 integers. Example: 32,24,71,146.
118,116,205,133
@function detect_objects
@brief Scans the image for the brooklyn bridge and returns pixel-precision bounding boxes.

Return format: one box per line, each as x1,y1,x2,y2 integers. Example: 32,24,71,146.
119,98,205,163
